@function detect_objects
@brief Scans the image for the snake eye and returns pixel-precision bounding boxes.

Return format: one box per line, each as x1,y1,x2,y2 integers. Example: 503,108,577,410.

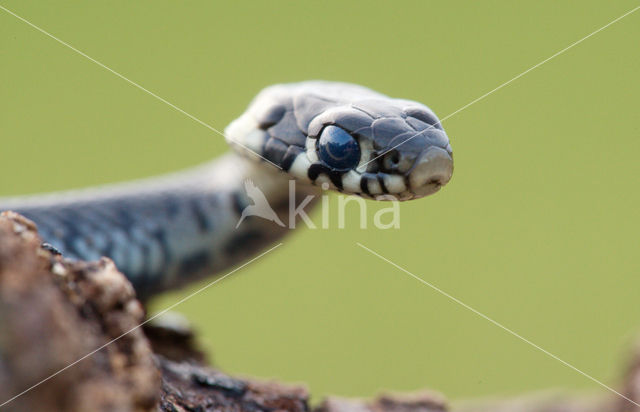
317,125,361,171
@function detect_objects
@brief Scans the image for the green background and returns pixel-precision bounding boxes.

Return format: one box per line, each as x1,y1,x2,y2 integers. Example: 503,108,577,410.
1,1,639,405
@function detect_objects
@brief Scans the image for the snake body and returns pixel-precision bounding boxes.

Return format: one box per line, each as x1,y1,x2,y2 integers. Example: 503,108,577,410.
0,81,453,300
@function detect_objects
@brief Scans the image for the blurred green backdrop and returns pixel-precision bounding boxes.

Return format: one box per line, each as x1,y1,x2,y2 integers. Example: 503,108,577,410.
1,0,639,404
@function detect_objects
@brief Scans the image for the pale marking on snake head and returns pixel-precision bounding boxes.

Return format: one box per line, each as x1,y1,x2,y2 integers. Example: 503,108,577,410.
225,81,453,200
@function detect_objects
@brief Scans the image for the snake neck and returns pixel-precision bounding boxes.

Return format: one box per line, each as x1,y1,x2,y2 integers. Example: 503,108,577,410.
0,154,319,300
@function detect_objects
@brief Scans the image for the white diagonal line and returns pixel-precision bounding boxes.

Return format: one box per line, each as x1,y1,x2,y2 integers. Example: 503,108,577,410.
356,242,640,408
0,243,283,409
362,4,640,168
0,4,282,171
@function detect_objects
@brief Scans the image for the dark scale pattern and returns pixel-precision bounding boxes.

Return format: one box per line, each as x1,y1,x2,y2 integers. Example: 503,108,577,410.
403,106,443,130
189,197,213,232
307,107,374,138
308,163,345,190
264,137,290,167
266,111,306,147
292,92,333,133
257,98,309,169
2,178,240,299
360,173,380,196
240,81,451,195
281,145,304,171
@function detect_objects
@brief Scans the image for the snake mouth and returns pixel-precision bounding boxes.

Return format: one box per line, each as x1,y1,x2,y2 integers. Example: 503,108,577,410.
408,147,453,198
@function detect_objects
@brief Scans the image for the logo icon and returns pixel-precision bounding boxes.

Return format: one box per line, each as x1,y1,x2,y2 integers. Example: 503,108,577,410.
236,180,285,228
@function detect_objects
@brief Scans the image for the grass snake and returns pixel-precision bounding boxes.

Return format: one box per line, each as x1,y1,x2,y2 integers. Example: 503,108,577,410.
0,81,454,300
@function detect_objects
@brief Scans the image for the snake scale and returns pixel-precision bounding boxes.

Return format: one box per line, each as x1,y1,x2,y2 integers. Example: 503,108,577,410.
0,81,453,300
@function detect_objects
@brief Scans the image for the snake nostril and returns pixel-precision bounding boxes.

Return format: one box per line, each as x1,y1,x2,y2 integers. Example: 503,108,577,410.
382,149,414,174
382,150,400,171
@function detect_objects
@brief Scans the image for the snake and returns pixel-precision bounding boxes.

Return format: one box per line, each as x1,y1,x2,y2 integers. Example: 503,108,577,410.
0,81,453,300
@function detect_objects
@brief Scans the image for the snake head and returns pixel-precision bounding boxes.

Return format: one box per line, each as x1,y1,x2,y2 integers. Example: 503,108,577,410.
225,81,453,200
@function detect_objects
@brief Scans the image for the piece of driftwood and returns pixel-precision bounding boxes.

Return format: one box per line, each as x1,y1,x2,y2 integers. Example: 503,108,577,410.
0,211,638,412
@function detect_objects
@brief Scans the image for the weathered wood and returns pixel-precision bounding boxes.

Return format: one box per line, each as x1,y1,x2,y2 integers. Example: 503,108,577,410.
0,211,158,411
